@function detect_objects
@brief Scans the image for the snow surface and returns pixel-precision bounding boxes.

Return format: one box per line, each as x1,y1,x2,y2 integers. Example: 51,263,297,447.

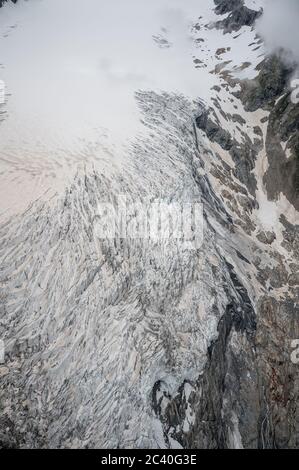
0,0,264,218
0,0,298,450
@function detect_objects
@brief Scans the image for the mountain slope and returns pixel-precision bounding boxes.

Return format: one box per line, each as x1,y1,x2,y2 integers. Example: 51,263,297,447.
0,0,298,449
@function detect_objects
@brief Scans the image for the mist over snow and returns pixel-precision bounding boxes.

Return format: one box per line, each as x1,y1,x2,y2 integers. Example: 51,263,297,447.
0,0,218,216
256,0,299,66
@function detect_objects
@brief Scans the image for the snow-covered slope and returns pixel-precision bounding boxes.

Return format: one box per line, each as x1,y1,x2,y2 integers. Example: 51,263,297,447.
0,0,298,449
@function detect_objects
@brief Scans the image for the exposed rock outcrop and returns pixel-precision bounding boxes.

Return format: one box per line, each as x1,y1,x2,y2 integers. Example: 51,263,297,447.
0,0,17,8
214,0,262,33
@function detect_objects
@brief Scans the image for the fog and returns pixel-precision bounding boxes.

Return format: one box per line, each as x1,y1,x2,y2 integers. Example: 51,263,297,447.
256,0,299,66
0,0,216,152
0,0,219,216
0,0,262,218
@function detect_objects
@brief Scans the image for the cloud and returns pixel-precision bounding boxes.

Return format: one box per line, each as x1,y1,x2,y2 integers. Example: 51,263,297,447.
256,0,299,65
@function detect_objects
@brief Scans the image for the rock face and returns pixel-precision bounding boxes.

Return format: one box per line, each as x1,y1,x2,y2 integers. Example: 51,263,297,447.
195,107,259,195
264,93,299,210
240,56,294,112
0,0,299,449
214,0,262,33
237,54,299,209
196,110,233,151
0,0,17,7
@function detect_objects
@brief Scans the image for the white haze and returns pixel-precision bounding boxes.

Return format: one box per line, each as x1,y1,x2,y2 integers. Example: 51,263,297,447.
0,0,264,217
0,0,220,217
256,0,299,66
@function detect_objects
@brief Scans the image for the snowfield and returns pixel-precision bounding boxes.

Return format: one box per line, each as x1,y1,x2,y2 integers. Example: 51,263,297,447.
0,0,298,449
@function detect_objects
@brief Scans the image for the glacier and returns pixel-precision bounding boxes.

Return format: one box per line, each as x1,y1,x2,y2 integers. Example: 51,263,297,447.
0,0,298,449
